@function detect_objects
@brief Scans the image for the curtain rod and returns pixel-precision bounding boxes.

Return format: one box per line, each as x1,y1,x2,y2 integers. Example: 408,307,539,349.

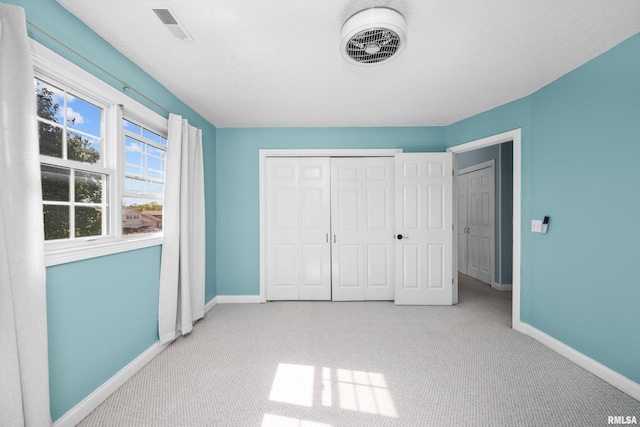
26,19,171,116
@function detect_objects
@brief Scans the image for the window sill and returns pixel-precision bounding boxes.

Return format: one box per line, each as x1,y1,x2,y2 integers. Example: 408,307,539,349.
45,235,163,267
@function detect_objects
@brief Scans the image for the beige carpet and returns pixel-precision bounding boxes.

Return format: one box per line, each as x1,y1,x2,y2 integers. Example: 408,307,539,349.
78,275,640,426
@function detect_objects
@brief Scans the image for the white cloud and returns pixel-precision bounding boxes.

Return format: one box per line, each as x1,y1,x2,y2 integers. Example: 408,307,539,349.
125,142,143,152
66,107,84,124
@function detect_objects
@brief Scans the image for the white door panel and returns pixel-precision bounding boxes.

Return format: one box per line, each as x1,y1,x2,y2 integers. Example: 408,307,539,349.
362,158,394,300
332,157,394,301
266,157,331,300
478,170,493,283
298,158,331,300
467,173,481,279
457,173,468,273
464,166,493,284
394,153,453,305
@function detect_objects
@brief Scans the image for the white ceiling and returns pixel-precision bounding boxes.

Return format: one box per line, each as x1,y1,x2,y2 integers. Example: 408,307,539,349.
57,0,640,128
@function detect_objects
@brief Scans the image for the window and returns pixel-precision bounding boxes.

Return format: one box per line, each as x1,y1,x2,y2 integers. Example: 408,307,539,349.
32,41,168,266
122,119,166,236
36,78,110,241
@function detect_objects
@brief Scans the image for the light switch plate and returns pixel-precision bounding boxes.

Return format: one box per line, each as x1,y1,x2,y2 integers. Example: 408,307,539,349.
531,220,542,233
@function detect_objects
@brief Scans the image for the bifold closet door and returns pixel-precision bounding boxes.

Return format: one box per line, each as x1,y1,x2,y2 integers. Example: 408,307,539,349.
266,157,331,300
331,157,394,301
457,173,469,274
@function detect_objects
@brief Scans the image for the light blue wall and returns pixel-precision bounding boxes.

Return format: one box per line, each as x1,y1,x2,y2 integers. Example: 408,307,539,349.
216,127,446,295
46,247,161,420
8,0,217,420
457,143,513,284
446,33,640,383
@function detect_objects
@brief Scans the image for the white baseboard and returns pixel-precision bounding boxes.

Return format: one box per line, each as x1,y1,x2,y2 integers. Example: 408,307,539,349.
215,295,262,304
54,298,225,426
53,340,169,427
492,282,513,291
518,322,640,402
204,296,218,313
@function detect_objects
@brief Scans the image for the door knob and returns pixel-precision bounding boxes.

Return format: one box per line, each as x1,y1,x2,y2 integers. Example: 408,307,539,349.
395,234,407,240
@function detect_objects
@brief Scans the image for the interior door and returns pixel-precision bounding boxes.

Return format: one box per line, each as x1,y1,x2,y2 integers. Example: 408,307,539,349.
457,173,468,274
394,153,453,305
331,157,394,301
266,157,331,300
466,167,493,284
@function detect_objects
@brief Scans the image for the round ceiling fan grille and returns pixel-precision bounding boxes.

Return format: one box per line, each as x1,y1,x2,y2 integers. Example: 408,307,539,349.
341,8,407,66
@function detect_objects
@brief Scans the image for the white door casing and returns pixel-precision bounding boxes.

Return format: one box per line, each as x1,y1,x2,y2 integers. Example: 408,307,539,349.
448,128,522,331
266,157,331,300
331,157,394,301
394,153,454,305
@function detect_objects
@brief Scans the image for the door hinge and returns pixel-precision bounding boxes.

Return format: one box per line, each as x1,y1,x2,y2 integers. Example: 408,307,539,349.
452,278,454,285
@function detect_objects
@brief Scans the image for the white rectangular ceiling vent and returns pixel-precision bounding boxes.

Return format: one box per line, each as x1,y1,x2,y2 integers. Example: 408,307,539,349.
152,7,193,41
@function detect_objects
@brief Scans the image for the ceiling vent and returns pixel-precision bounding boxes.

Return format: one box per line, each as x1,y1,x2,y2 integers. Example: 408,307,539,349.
152,7,193,41
340,7,407,66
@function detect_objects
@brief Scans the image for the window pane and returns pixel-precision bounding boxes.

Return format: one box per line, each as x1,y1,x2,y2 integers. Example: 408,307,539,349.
125,165,142,176
147,155,162,172
41,166,70,201
125,136,143,166
35,79,64,124
147,182,164,196
161,137,167,146
124,177,146,193
68,131,101,164
75,206,102,238
122,197,163,236
38,122,63,158
147,145,163,158
75,172,104,203
147,168,164,180
43,205,69,240
123,119,141,134
67,95,102,136
142,128,162,144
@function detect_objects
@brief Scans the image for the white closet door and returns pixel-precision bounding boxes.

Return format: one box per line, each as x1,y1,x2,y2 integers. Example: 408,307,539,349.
467,167,493,284
457,173,468,274
266,157,331,300
467,170,481,280
331,157,394,301
394,153,453,305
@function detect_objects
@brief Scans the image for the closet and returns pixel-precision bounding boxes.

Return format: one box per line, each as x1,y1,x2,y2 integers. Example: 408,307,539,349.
264,152,453,304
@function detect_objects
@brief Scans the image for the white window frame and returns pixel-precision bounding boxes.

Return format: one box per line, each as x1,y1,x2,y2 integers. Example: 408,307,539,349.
31,40,167,266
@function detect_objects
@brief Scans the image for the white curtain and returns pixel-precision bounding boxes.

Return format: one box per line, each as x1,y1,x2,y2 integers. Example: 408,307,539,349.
0,5,52,426
158,114,206,345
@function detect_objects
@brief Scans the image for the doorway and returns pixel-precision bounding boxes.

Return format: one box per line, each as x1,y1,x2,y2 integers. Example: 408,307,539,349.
448,129,521,330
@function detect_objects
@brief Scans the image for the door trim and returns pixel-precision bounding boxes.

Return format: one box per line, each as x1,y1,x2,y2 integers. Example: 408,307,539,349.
259,149,402,302
458,160,494,175
447,129,522,331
